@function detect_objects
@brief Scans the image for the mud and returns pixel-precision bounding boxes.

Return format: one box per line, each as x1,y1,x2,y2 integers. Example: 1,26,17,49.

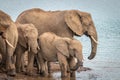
0,60,120,80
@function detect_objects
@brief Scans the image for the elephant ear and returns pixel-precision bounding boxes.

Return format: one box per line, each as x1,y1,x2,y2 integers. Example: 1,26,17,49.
54,39,69,58
65,11,83,36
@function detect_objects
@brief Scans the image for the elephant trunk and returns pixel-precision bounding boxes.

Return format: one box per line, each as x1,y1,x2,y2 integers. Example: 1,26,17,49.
28,39,39,54
70,58,83,71
88,32,98,60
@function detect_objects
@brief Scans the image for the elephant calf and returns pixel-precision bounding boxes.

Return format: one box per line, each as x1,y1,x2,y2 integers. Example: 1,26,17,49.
37,32,83,77
14,23,39,75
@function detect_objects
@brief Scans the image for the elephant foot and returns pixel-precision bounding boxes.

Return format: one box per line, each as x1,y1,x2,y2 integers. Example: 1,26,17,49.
21,66,26,73
48,74,53,77
26,69,37,76
40,71,49,77
70,71,75,77
16,69,26,73
77,66,91,72
25,72,34,76
26,70,33,76
26,67,34,76
47,72,53,77
22,68,26,73
61,73,69,78
0,63,6,72
0,67,6,73
61,77,71,80
61,75,69,78
7,69,16,76
16,68,21,73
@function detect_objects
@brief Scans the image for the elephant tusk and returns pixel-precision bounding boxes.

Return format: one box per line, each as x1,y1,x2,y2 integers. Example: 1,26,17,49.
5,39,15,49
74,57,78,63
28,46,30,52
91,36,98,44
37,46,40,50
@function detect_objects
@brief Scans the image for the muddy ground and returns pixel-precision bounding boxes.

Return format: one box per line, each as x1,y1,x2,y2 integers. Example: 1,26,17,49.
0,60,120,80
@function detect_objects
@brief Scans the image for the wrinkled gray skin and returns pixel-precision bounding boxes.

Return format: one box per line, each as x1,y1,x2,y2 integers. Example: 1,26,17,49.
38,32,83,77
16,8,98,60
14,23,39,75
0,10,18,76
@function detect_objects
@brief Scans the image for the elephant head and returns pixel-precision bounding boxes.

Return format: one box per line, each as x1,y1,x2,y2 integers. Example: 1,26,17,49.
65,10,98,60
0,10,11,33
18,23,39,54
0,10,15,48
54,37,83,71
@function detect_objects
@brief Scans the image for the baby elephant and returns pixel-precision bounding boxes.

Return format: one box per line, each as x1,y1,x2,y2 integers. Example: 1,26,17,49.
38,32,83,77
14,23,39,75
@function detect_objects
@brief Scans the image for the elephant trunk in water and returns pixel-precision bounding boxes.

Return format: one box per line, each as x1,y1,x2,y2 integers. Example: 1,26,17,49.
71,50,83,71
70,58,83,71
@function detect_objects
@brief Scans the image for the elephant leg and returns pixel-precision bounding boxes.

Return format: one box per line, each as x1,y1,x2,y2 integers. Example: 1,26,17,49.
37,52,48,77
39,61,48,77
15,46,25,73
57,52,69,78
0,58,6,73
21,53,26,72
0,53,6,72
70,71,76,77
41,61,49,77
6,45,16,76
68,57,76,77
0,54,2,62
26,51,35,75
34,54,41,73
47,62,52,77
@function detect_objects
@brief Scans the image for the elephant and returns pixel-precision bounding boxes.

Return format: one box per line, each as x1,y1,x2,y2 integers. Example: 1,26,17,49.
0,54,2,63
14,23,39,75
37,32,83,77
16,8,98,60
0,10,18,76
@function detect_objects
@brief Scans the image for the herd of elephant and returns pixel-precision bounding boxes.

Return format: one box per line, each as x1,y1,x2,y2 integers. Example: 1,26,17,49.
0,8,98,78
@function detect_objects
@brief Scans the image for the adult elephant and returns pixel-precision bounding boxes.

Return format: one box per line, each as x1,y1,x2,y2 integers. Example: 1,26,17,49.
38,32,83,77
0,10,18,76
14,23,39,75
16,8,98,60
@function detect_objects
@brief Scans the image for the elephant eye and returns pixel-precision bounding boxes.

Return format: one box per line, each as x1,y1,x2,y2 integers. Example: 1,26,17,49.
88,23,92,26
1,24,9,28
0,32,3,35
24,35,29,43
4,24,9,27
81,16,92,26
